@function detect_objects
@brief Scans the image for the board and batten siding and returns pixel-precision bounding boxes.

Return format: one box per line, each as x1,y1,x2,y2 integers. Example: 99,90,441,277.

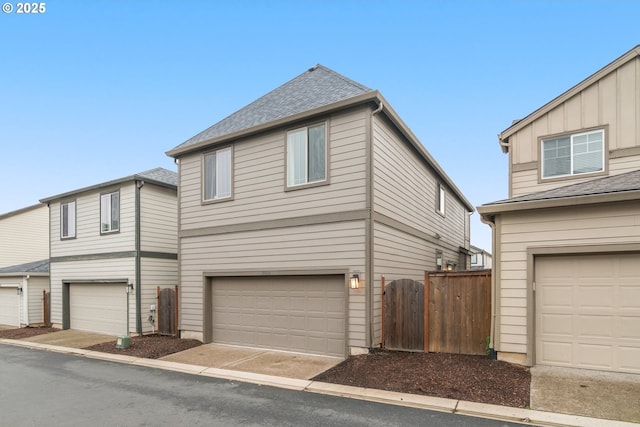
50,184,136,257
179,221,366,347
495,200,640,355
49,258,136,331
178,106,368,230
509,56,640,197
140,185,178,253
140,257,177,333
0,205,48,268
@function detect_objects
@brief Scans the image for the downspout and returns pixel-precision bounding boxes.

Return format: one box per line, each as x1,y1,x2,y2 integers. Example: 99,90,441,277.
23,275,29,326
367,101,384,349
135,180,144,334
481,213,497,357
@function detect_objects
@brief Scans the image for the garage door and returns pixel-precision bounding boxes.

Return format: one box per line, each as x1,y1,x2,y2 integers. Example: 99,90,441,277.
535,253,640,373
69,284,127,335
0,287,20,326
211,275,346,357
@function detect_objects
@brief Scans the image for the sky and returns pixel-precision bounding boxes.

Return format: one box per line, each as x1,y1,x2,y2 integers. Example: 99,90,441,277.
1,0,638,252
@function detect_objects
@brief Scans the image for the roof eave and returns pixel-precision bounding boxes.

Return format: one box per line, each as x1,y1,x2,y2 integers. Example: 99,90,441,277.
478,189,640,220
0,272,49,277
166,90,381,158
498,45,640,145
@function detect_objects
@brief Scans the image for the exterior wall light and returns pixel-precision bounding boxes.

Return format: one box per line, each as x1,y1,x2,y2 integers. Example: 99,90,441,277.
16,287,23,295
350,273,360,289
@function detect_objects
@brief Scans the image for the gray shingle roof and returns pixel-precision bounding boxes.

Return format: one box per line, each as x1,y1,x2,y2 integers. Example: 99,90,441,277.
486,169,640,205
171,65,372,152
0,259,49,275
136,167,178,187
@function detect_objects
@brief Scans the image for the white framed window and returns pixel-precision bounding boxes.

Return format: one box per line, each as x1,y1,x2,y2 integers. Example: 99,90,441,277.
60,201,76,239
100,191,120,233
471,253,478,265
541,129,604,179
204,147,232,201
287,123,326,187
437,184,446,215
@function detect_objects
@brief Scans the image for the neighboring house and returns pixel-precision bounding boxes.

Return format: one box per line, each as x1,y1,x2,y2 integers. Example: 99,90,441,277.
0,204,48,269
470,245,492,269
0,260,49,327
478,46,640,374
167,65,474,358
40,168,178,336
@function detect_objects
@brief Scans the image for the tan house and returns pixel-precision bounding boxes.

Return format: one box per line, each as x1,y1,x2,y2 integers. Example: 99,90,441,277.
40,168,178,336
0,204,48,269
478,46,640,374
0,260,49,327
167,65,474,358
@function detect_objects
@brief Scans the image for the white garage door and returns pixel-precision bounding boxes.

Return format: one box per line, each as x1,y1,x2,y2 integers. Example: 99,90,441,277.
535,253,640,373
0,287,20,327
212,275,346,357
70,284,127,335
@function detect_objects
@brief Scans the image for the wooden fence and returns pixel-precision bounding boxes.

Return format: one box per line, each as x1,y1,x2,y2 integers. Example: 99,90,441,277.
43,290,50,326
382,270,491,355
157,286,178,336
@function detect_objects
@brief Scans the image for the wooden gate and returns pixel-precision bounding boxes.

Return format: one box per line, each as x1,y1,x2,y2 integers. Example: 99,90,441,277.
383,278,424,351
157,286,178,336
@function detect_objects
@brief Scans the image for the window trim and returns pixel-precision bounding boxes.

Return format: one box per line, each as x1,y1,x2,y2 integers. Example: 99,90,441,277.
538,126,608,182
202,145,234,204
285,121,330,191
60,200,76,240
100,190,120,235
436,184,446,216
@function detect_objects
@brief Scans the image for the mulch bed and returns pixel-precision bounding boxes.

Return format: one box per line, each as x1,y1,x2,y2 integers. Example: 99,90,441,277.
313,350,531,408
84,334,202,359
0,326,59,339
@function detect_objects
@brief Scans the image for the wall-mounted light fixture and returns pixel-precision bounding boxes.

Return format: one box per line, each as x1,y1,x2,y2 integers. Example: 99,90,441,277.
126,283,134,293
445,262,454,271
350,273,360,289
16,287,23,296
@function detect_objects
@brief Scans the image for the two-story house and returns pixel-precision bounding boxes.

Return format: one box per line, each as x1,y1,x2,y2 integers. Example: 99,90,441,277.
40,168,178,336
167,65,474,358
478,46,640,374
0,204,49,327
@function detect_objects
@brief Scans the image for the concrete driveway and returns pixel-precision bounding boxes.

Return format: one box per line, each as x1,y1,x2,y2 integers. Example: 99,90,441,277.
20,329,115,348
161,343,343,380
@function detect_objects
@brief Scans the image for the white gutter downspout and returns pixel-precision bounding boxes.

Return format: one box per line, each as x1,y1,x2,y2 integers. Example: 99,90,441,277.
23,275,29,326
480,214,497,356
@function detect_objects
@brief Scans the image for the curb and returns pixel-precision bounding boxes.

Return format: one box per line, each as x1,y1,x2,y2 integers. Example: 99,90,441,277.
1,339,635,427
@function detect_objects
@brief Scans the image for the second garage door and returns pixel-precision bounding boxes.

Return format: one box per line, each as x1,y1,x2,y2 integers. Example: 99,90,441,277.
535,253,640,373
211,275,346,357
0,286,20,326
69,284,127,335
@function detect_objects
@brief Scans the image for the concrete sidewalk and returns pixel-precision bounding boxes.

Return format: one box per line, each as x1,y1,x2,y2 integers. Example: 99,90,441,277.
1,336,636,427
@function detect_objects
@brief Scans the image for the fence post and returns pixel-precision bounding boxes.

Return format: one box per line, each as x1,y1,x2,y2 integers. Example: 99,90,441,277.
381,275,385,349
174,285,179,337
424,271,429,353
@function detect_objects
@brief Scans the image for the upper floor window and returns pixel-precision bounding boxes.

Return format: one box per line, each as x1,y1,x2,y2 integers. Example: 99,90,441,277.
61,201,76,239
541,129,604,179
287,123,326,187
100,191,120,233
204,147,232,201
437,184,446,216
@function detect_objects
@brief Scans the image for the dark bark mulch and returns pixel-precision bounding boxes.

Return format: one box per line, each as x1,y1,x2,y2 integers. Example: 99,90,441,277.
83,334,202,359
0,326,59,339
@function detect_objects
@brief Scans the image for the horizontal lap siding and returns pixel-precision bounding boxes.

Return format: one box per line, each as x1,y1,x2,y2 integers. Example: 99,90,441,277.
497,201,640,354
27,276,48,325
179,107,368,230
140,258,177,333
179,221,366,348
0,205,48,268
510,57,640,198
50,258,136,329
50,184,136,257
140,185,177,253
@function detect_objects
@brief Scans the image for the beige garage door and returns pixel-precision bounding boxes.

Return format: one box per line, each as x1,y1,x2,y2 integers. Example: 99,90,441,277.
70,284,127,335
0,287,20,326
212,275,346,357
535,253,640,373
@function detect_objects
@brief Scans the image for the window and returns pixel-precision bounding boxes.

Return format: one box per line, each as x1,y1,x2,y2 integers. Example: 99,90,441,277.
437,184,446,215
287,123,326,187
60,201,76,239
471,253,478,265
542,129,604,179
436,250,443,271
100,191,120,233
204,147,232,201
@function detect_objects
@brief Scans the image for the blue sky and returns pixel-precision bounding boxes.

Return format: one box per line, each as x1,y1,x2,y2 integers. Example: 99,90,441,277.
1,0,638,251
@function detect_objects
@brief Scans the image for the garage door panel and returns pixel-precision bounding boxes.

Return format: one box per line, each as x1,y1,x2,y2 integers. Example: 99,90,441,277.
0,287,20,326
70,284,126,335
212,275,345,357
536,253,640,373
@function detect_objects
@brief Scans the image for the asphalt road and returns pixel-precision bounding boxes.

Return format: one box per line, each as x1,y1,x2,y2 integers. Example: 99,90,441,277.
0,344,522,427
